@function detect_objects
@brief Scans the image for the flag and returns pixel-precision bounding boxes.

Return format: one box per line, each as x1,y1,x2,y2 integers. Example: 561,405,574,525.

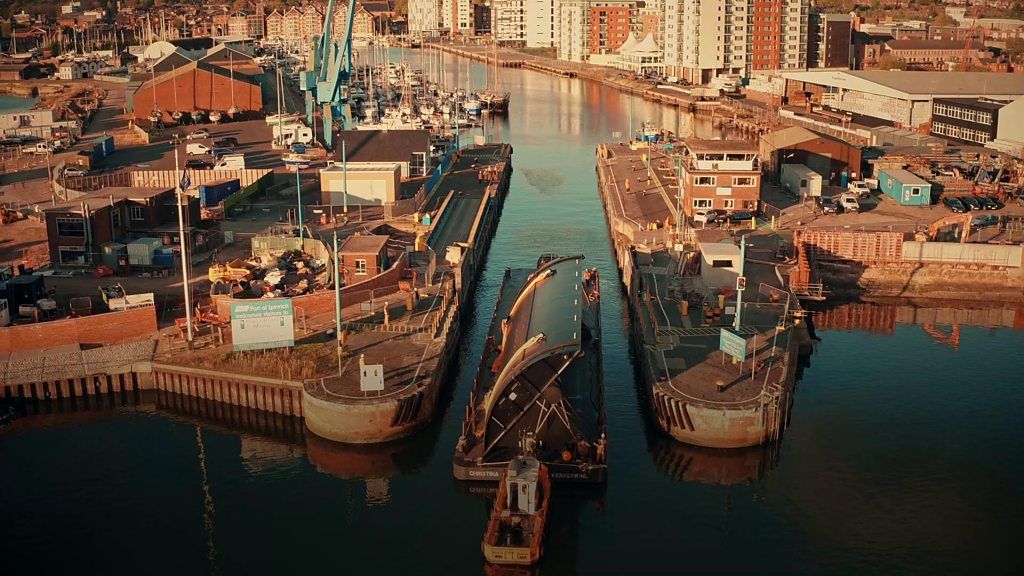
179,169,191,192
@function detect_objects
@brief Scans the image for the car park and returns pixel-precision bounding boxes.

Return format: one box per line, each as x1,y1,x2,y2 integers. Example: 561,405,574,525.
215,136,239,148
971,214,999,229
187,129,210,140
942,196,967,213
210,148,235,160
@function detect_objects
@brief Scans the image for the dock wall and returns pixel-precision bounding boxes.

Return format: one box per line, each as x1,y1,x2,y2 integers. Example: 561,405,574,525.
0,306,158,354
149,363,304,417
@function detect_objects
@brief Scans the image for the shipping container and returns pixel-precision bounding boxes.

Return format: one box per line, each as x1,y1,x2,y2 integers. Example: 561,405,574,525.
199,178,242,207
878,168,932,206
127,237,163,266
780,164,823,199
101,241,127,270
94,135,115,156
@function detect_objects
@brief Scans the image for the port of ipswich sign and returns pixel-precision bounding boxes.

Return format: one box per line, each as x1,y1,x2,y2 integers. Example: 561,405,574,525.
719,328,747,362
231,299,295,352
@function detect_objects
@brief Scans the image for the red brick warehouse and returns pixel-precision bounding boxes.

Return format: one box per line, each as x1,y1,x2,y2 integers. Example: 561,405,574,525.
131,61,264,122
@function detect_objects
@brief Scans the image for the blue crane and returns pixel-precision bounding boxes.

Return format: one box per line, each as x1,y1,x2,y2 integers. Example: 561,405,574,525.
300,0,357,150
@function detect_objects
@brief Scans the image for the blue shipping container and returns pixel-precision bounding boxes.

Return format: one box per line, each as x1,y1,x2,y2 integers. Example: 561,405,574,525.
153,254,174,267
94,135,114,157
199,178,241,207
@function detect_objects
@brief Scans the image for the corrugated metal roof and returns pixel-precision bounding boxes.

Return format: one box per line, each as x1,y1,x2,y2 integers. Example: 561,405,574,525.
782,70,1024,99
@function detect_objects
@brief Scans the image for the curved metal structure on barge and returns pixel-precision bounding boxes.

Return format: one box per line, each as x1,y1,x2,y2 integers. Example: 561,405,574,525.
454,255,608,483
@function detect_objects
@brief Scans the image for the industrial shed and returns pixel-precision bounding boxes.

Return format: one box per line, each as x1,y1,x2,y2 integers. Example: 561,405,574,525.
782,71,1024,129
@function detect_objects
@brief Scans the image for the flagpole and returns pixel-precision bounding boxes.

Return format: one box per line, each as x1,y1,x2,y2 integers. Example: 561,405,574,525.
173,136,194,344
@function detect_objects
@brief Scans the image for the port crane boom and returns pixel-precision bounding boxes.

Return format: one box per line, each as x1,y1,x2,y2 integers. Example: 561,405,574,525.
301,0,356,149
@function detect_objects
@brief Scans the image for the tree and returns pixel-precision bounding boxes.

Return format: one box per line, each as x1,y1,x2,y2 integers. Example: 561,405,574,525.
1005,38,1024,64
50,40,61,56
933,13,956,27
876,53,908,70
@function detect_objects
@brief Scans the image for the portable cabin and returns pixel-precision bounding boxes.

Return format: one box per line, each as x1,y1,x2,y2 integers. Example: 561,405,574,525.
877,168,932,206
780,163,823,199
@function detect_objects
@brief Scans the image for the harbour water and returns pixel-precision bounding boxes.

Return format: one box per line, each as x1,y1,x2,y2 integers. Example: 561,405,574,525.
2,53,1023,575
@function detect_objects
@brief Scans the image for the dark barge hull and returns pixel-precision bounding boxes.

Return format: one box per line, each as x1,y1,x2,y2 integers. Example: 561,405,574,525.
453,256,608,484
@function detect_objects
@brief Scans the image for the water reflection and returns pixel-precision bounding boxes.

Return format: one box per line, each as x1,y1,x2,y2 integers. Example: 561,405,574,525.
648,434,780,486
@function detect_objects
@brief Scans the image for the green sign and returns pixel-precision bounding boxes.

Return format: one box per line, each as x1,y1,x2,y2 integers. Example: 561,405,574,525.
719,329,747,361
231,299,295,352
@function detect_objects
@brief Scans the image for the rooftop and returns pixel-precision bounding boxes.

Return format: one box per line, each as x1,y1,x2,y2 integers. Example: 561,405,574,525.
881,168,930,185
886,39,968,50
933,97,1011,111
334,130,431,164
44,187,173,213
339,234,390,254
782,70,1024,99
685,139,758,153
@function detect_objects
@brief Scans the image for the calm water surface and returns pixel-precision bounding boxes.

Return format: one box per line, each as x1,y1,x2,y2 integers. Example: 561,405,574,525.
2,52,1023,575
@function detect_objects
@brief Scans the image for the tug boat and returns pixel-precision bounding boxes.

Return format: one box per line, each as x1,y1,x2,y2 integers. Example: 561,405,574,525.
482,444,550,566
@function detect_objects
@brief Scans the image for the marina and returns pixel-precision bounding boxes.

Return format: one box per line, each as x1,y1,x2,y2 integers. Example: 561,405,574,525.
1,25,1023,575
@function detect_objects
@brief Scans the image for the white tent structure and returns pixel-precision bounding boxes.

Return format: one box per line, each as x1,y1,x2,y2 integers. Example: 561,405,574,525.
616,32,665,76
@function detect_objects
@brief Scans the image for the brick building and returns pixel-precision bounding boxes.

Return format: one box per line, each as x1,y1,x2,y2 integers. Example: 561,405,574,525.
678,140,761,217
131,61,263,122
884,39,993,70
759,126,865,184
42,187,200,267
337,234,391,281
588,2,633,56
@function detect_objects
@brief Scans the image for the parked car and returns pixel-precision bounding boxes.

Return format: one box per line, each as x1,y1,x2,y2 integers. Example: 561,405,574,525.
838,193,860,212
185,158,214,170
215,136,239,148
63,166,88,177
693,209,721,224
848,181,872,199
186,143,211,156
972,214,999,229
818,196,841,214
960,196,982,211
727,211,755,224
976,196,999,210
187,129,210,140
983,195,1005,210
942,196,967,213
210,148,235,160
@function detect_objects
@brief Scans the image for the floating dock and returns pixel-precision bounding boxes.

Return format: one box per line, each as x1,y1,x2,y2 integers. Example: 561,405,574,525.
596,141,811,448
454,255,608,483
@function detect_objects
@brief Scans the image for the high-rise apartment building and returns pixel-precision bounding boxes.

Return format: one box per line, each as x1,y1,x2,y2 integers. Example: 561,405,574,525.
808,12,852,69
494,0,527,44
525,0,560,48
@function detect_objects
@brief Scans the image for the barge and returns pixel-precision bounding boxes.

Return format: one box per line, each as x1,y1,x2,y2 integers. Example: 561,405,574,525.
454,255,608,483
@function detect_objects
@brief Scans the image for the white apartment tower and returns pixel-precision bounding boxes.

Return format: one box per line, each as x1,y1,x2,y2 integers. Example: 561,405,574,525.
663,0,809,84
493,0,528,44
409,0,444,33
525,0,560,48
557,0,588,61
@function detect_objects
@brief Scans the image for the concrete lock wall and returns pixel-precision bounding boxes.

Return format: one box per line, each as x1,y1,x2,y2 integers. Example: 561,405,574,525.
0,306,158,354
902,241,1024,268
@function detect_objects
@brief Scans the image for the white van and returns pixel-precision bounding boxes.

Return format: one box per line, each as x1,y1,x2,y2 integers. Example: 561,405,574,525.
214,154,245,169
186,143,211,156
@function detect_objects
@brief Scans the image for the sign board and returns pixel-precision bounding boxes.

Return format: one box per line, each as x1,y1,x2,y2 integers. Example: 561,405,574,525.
231,299,295,352
360,364,385,392
736,276,747,291
719,329,747,361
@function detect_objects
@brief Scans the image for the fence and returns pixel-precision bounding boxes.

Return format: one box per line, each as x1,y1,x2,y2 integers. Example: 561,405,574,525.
793,229,906,264
902,241,1023,268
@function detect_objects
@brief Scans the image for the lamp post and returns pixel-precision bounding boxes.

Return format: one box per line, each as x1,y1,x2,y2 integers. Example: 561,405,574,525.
295,167,303,241
172,136,194,344
733,235,747,332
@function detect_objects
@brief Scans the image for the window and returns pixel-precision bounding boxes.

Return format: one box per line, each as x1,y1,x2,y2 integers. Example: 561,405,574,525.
723,199,735,209
695,176,716,186
711,259,733,268
59,246,86,266
130,206,145,221
56,217,85,237
111,209,121,229
693,199,712,208
909,187,921,196
355,259,368,275
733,176,755,186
